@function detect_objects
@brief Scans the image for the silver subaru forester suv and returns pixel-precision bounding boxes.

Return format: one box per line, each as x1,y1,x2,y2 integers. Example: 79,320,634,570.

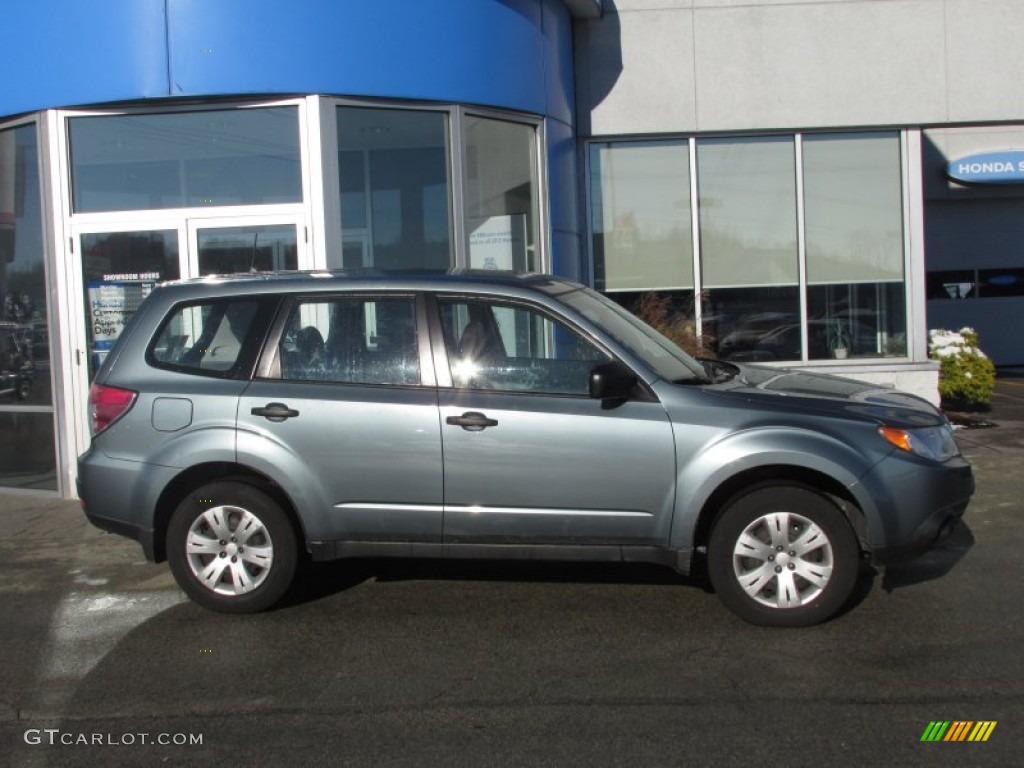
78,271,974,627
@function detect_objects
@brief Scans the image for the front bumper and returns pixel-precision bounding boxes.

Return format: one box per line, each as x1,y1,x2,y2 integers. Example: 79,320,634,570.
865,455,974,565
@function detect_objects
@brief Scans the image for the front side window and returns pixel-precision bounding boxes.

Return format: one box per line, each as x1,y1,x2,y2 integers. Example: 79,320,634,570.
439,298,610,395
276,297,419,386
69,107,302,212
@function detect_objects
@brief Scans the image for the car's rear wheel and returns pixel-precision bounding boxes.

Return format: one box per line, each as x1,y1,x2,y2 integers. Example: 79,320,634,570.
707,485,859,627
167,481,297,613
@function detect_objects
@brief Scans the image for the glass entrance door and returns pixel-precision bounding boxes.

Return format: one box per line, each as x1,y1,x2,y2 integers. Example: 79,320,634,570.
65,222,186,460
188,216,307,276
79,228,183,380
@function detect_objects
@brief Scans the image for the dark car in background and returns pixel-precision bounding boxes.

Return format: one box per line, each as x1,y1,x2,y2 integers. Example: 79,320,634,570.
0,323,35,401
78,271,974,627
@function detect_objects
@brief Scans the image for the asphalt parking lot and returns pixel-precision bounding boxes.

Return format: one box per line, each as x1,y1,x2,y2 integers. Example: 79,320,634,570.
0,376,1021,767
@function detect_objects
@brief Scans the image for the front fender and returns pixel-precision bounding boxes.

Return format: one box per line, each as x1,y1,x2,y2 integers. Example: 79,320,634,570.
670,426,886,551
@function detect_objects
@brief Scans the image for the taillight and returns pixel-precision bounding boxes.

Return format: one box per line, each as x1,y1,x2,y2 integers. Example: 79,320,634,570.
88,383,137,436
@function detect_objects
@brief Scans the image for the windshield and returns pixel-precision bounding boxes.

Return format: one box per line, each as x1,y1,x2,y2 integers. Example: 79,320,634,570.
546,284,707,382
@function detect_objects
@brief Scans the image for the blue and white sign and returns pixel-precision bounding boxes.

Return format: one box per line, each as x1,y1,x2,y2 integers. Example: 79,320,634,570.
947,150,1024,184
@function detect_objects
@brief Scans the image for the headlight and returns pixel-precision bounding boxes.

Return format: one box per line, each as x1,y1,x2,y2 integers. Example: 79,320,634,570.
879,424,960,462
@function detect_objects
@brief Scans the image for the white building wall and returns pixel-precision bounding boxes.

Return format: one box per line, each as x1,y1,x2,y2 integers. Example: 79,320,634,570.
577,0,1024,135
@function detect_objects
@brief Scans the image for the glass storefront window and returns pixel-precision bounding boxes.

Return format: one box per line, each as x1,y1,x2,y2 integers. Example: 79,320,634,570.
0,412,56,490
463,116,539,272
927,270,976,300
806,282,907,359
697,136,800,361
979,267,1024,298
69,107,302,212
197,224,297,275
336,107,451,270
803,133,906,360
706,286,802,362
697,136,799,288
589,141,693,292
589,132,910,362
0,122,56,490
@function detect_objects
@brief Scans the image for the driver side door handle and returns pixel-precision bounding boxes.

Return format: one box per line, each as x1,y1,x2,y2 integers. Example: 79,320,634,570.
446,411,499,431
251,402,300,422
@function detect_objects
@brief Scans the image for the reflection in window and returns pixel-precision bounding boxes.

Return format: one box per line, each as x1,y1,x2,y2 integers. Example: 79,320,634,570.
464,117,539,272
927,271,976,300
589,132,912,362
0,412,56,490
807,283,907,359
979,268,1024,297
697,137,800,360
337,107,451,270
0,122,56,489
930,267,1024,299
589,141,693,292
70,107,302,212
705,286,801,362
803,133,906,360
197,225,297,275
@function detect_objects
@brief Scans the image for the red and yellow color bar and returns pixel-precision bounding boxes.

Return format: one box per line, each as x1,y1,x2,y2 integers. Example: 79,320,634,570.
920,721,997,742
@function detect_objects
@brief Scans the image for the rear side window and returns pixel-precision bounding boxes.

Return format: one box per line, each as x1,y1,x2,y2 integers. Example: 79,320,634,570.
274,297,420,386
149,299,262,376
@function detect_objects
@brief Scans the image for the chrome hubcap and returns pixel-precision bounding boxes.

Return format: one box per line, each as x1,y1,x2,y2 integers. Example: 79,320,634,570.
732,511,834,609
185,505,274,596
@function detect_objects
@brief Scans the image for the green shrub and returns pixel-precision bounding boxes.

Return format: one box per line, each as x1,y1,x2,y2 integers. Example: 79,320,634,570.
928,327,996,407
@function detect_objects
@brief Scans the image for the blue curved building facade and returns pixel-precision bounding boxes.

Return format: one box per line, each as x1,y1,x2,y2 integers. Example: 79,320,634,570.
0,0,596,494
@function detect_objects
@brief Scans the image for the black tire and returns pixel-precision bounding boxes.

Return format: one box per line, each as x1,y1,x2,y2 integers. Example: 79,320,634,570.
707,485,859,627
167,481,298,613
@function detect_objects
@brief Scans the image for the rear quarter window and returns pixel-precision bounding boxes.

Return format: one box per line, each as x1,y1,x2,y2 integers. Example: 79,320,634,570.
147,298,268,377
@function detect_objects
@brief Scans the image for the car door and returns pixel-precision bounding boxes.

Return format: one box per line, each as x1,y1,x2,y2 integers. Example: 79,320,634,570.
434,295,677,546
237,293,443,542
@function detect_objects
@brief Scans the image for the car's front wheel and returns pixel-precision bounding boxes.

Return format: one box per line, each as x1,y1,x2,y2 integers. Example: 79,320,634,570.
167,481,297,613
707,485,860,627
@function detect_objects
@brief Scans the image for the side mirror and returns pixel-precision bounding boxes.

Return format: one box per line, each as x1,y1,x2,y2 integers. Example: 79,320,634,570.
589,361,636,403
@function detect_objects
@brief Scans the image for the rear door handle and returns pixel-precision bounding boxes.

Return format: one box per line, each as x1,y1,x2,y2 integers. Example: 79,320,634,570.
446,411,498,431
251,402,300,422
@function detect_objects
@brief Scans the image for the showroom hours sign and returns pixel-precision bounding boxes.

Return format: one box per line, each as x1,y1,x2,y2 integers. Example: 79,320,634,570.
88,272,161,370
